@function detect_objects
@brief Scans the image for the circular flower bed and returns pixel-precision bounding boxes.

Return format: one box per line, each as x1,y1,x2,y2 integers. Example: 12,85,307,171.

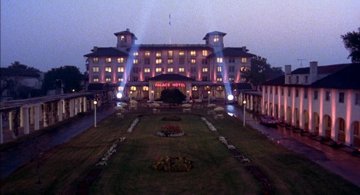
156,124,184,137
152,156,193,172
161,115,182,121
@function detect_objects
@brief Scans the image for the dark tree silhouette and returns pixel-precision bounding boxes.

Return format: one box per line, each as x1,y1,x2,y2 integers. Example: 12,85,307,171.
341,28,360,63
42,66,83,93
160,88,186,104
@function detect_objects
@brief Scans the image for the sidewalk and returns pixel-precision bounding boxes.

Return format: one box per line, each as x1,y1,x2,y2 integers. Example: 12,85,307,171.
225,104,360,187
0,104,115,179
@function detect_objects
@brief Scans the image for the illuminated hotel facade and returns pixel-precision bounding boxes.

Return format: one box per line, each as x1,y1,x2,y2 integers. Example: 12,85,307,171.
85,29,260,100
261,62,360,147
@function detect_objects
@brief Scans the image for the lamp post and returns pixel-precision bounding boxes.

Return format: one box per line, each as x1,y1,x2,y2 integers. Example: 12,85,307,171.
243,100,247,127
208,91,211,105
93,100,98,128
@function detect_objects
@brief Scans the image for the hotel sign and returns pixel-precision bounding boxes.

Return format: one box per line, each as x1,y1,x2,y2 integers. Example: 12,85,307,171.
154,82,186,88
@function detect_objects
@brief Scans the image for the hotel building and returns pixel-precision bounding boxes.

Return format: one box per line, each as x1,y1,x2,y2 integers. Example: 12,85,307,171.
262,61,360,147
85,29,261,100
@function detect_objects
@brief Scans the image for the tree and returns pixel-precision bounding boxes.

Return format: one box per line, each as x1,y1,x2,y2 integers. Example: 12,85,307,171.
341,28,360,63
42,66,83,93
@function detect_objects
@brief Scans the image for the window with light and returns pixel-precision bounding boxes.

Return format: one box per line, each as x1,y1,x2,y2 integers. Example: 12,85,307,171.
190,50,196,56
191,59,196,64
93,78,99,82
117,57,124,63
179,67,185,72
217,57,223,63
133,59,139,64
213,35,219,42
105,77,112,82
156,68,162,72
105,58,112,63
179,51,185,56
130,86,137,91
144,68,150,73
143,86,149,91
202,68,208,72
145,51,151,56
168,50,173,57
117,67,124,72
118,78,123,82
202,50,208,56
105,67,112,72
156,58,162,64
216,77,223,82
241,58,247,63
167,68,173,72
133,52,139,56
156,52,162,57
168,59,173,64
217,66,222,72
92,67,99,72
93,57,99,63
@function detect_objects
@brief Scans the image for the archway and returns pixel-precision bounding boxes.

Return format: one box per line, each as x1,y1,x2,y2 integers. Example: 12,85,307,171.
312,112,320,135
294,108,300,128
286,106,292,124
336,118,345,143
352,121,360,147
279,106,285,123
274,104,279,119
303,110,309,131
264,101,268,115
323,115,332,139
269,103,273,116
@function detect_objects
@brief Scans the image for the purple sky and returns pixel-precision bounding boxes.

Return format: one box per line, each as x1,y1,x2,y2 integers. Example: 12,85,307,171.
1,0,359,72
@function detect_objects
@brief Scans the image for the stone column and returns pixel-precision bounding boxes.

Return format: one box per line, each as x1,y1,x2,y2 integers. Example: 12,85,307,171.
83,97,87,113
69,99,75,117
43,104,48,128
8,111,13,131
22,106,30,135
20,107,24,128
58,100,63,122
0,112,3,144
34,104,41,130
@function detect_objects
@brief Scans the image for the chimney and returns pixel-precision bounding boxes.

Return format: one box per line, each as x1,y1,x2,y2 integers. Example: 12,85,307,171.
284,65,292,84
309,61,318,84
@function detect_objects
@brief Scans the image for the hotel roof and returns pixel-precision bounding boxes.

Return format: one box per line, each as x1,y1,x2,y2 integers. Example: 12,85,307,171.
291,64,348,74
138,44,212,50
203,31,226,40
208,47,256,58
148,74,194,81
84,47,128,57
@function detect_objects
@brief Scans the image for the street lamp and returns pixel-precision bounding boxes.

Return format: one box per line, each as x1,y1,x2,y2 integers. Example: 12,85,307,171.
243,100,247,127
208,91,211,105
93,100,98,127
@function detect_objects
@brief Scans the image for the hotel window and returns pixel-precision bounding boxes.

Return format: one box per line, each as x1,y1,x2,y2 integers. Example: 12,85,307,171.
202,68,208,72
118,67,124,72
240,67,247,72
217,57,223,63
296,76,299,84
339,92,345,103
117,57,125,63
130,86,137,91
131,76,138,81
156,52,162,57
270,87,272,94
201,59,207,65
213,35,219,42
325,91,330,101
295,89,299,97
133,59,139,64
265,87,267,93
179,67,185,72
202,76,208,81
275,87,278,95
105,57,112,63
168,50,173,57
120,35,125,41
118,78,124,82
167,68,173,72
132,67,140,73
229,58,235,63
156,58,162,64
217,66,222,72
216,77,223,82
168,59,174,64
356,93,360,106
305,76,308,83
144,58,150,65
281,88,284,96
304,88,308,99
191,59,196,64
92,67,99,73
241,57,247,63
145,51,151,56
314,90,318,100
192,86,198,91
156,67,162,72
190,67,196,73
229,66,235,73
143,86,149,91
93,57,99,63
144,76,150,81
288,88,291,97
202,50,208,56
229,77,234,82
354,122,360,136
105,67,112,72
190,50,196,56
179,57,185,65
105,77,112,82
179,51,185,56
133,52,139,56
144,68,150,73
93,78,99,82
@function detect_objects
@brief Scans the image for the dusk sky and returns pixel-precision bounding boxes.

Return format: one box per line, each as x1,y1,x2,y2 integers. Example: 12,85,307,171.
1,0,359,72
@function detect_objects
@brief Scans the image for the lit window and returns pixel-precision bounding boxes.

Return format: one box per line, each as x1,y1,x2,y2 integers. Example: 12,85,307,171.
156,58,162,64
144,68,150,73
216,77,222,82
117,57,124,63
93,57,99,63
133,52,139,56
217,66,222,72
145,51,151,56
105,77,111,82
202,50,208,56
190,50,196,56
179,51,185,56
168,59,173,64
192,86,198,91
156,68,162,72
213,35,219,42
92,67,99,72
105,67,112,72
130,86,136,91
167,68,173,72
120,35,125,41
133,59,139,64
105,58,112,63
118,67,124,72
240,67,248,72
191,59,196,64
156,52,162,57
202,68,208,72
168,50,173,57
179,67,185,72
118,78,124,82
143,86,149,91
229,77,234,82
93,78,99,82
241,58,247,63
217,57,223,63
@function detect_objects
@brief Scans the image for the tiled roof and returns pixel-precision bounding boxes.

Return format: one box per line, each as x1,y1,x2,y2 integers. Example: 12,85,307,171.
114,30,137,39
148,74,194,81
262,75,285,86
291,64,348,74
232,83,253,90
138,44,212,50
203,31,226,40
84,47,128,57
311,63,360,90
208,47,256,58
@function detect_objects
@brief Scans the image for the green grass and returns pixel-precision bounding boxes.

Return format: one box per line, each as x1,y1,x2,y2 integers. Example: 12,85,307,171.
1,113,359,194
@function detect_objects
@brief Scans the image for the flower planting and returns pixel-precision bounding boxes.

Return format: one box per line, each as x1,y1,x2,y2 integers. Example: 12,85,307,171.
161,115,182,121
152,156,193,172
157,124,184,137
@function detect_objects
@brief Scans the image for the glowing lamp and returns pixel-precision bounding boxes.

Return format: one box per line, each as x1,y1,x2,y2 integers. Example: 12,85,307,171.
116,92,123,99
227,94,234,101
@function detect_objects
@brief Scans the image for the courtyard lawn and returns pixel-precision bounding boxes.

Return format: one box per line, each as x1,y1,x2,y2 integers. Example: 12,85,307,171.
1,112,360,194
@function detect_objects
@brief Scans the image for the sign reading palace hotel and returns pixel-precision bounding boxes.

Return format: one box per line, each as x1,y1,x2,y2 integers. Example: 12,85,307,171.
154,82,186,88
